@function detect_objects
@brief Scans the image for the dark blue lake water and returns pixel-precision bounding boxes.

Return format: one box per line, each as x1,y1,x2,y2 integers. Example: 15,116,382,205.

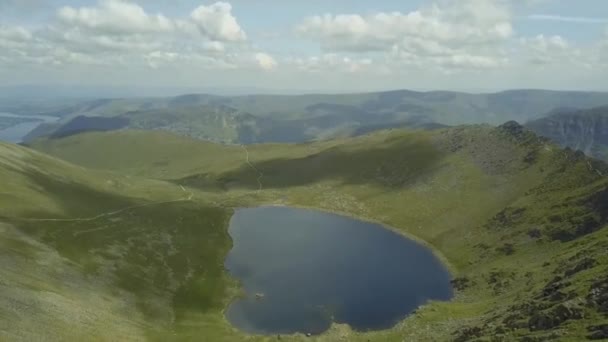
0,112,58,143
225,206,453,335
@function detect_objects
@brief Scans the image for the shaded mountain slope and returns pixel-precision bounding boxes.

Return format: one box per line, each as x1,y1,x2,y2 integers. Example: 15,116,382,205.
527,106,608,160
21,89,608,144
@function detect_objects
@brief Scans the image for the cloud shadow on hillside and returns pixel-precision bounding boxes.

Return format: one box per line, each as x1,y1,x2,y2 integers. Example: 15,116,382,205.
178,135,446,191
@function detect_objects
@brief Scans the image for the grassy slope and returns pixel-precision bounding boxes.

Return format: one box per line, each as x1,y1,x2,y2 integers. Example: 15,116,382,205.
0,142,248,341
28,130,245,180
16,126,608,341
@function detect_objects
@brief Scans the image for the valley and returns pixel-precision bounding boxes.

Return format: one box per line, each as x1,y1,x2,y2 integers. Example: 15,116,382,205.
0,113,59,143
3,0,608,340
2,121,606,341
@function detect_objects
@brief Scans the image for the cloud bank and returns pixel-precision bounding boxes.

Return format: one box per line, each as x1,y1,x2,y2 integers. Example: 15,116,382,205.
0,0,606,91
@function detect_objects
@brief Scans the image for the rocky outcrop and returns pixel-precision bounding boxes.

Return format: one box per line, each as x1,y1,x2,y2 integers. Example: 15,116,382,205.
537,276,574,302
451,277,474,291
587,324,608,340
528,301,585,331
587,276,608,315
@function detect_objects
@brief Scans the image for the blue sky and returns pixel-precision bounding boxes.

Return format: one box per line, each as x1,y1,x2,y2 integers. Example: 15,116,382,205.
0,0,607,93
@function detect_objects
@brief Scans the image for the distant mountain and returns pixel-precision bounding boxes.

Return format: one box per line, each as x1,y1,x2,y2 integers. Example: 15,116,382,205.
20,89,608,144
50,116,130,138
527,106,608,160
0,84,301,99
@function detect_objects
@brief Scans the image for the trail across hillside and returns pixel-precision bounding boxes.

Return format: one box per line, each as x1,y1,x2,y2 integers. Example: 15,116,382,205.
20,186,194,223
242,145,264,192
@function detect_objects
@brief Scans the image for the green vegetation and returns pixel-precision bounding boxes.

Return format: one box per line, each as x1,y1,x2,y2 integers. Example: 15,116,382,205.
0,141,244,340
4,122,608,341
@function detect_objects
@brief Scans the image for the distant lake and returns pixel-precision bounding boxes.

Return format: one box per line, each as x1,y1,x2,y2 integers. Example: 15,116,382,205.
0,112,59,143
225,206,453,335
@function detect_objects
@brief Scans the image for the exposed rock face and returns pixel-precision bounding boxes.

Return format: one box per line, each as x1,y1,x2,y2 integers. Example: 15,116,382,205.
545,187,608,242
453,326,483,342
450,277,473,291
564,258,598,277
527,106,608,160
537,276,573,302
587,276,608,315
528,302,585,331
499,121,526,138
587,324,608,340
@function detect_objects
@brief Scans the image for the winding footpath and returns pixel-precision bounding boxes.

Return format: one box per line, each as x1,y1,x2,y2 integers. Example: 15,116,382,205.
15,146,266,223
20,187,194,223
242,145,264,192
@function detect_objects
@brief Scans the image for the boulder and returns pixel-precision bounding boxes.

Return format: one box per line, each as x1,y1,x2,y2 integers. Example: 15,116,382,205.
587,324,608,340
587,277,608,315
528,302,584,331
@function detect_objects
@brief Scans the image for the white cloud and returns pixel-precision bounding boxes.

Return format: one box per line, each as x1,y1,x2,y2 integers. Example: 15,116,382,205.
527,14,608,24
1,0,607,91
519,34,579,66
0,0,269,74
297,0,513,71
524,34,568,51
288,0,606,82
0,25,32,41
286,54,375,74
56,0,246,42
255,52,277,71
190,2,246,42
57,0,174,35
202,41,226,53
298,0,513,52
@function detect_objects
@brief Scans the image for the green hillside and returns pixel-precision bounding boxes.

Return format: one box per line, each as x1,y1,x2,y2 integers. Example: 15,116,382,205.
22,123,608,341
0,142,244,341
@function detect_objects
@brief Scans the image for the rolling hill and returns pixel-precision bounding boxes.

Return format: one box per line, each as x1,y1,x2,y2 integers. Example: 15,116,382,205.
0,141,244,341
527,106,608,161
20,122,608,341
20,89,608,144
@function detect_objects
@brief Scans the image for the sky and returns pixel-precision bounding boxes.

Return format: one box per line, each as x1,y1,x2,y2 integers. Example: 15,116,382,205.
0,0,607,93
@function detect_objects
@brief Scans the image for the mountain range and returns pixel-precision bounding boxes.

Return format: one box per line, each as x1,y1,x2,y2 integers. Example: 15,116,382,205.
9,89,608,145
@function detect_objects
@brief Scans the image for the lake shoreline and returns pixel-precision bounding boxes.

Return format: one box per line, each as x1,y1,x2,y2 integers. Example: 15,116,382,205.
0,112,59,143
223,205,454,336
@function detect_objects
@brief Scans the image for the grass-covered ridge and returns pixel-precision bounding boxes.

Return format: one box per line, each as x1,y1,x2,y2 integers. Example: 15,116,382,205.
0,142,241,341
6,123,608,341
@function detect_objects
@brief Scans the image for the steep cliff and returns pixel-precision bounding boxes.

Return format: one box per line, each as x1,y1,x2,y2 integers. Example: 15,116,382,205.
527,106,608,160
